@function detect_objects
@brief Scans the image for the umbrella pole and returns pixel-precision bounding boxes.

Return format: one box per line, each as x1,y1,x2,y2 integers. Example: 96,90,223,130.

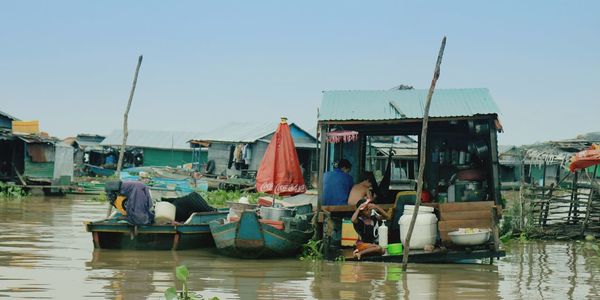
401,37,446,271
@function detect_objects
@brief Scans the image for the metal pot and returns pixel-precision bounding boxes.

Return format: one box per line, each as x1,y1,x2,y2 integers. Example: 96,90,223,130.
260,206,295,221
468,140,489,159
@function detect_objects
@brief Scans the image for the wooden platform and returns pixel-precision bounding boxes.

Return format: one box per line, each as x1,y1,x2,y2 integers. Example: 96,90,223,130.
347,248,506,263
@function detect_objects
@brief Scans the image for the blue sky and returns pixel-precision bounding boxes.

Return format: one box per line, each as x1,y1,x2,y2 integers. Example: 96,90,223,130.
1,1,598,145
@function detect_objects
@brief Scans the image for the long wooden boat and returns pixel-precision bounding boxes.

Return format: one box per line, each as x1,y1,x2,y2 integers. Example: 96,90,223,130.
209,210,314,258
85,164,116,177
85,211,227,250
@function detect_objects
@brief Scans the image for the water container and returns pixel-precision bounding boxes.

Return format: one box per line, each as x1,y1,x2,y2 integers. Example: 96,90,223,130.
155,202,176,224
399,205,438,249
378,220,388,249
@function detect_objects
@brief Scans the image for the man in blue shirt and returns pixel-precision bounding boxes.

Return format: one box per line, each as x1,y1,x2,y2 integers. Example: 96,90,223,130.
323,159,354,205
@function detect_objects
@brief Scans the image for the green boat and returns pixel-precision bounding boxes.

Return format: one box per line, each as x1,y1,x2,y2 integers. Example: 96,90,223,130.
85,211,227,250
209,208,314,258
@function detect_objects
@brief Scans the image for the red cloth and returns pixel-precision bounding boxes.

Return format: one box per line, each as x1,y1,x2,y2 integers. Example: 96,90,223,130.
255,121,307,196
569,144,600,173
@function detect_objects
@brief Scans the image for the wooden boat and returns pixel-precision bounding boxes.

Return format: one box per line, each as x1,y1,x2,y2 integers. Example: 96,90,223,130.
209,209,314,258
85,211,227,250
85,164,116,177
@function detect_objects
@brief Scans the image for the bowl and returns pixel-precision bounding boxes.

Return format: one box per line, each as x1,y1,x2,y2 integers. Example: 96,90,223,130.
448,229,491,246
387,243,403,255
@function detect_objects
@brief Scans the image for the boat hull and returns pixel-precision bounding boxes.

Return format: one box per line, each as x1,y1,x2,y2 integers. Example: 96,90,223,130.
86,211,227,250
209,211,313,258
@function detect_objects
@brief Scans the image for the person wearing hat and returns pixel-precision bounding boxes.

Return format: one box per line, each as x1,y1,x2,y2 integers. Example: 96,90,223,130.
351,198,389,260
322,159,354,205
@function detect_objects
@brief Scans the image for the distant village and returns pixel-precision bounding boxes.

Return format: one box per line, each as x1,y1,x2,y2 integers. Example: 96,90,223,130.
1,106,598,195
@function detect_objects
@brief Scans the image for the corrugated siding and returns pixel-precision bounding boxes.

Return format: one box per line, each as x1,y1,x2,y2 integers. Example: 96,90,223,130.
143,148,193,167
101,130,204,150
319,88,500,121
24,157,54,178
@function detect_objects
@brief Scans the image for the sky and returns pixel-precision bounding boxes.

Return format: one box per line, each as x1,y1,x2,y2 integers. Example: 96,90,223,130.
1,1,598,145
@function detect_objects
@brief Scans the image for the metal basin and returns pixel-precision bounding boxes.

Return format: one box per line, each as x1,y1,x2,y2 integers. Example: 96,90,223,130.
260,206,295,221
448,229,491,246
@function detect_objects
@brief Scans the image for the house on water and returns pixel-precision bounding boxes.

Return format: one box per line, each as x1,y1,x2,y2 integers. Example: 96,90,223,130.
317,88,504,205
101,130,206,168
0,112,73,186
189,121,318,186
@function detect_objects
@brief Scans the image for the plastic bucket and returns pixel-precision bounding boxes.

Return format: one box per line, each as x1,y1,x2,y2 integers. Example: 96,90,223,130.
155,201,176,224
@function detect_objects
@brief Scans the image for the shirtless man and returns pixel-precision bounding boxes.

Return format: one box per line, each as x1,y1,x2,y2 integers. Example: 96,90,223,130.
347,173,374,206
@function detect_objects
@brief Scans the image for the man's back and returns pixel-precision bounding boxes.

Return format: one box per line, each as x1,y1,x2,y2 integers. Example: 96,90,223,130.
323,169,353,205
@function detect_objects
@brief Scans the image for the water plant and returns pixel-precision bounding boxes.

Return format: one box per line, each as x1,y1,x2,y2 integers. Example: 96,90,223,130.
299,239,323,261
199,190,267,208
0,182,28,200
165,265,220,300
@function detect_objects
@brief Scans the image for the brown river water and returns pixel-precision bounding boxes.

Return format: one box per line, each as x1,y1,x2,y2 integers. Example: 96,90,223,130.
1,196,600,299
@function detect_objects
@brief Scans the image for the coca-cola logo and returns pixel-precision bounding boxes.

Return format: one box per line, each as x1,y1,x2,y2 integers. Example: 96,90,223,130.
258,182,306,194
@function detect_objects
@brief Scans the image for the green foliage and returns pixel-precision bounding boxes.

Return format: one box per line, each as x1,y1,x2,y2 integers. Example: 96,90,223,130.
0,182,28,200
299,239,323,261
176,265,189,282
199,190,268,208
334,255,346,262
90,192,108,203
165,265,219,300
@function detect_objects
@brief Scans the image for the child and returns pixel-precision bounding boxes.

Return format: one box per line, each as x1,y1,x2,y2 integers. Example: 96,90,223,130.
351,198,390,260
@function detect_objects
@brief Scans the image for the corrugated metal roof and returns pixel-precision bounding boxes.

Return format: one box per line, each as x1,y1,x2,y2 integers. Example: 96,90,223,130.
100,130,204,150
198,122,279,143
0,110,19,121
319,88,500,121
198,122,316,143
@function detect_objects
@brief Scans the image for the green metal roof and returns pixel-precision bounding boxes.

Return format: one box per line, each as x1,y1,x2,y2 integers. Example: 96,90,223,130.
319,88,500,122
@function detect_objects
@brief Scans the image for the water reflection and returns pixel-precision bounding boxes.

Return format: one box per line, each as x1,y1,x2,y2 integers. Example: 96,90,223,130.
1,197,600,299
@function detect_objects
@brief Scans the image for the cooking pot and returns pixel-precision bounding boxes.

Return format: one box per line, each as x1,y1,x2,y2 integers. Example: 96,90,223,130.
468,140,489,159
260,206,295,221
468,121,490,136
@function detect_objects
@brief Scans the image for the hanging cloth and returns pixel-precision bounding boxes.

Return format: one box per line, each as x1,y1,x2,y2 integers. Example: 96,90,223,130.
326,130,359,143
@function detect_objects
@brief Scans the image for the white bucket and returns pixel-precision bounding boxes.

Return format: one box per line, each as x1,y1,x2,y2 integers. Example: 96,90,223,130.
399,205,438,249
155,201,176,224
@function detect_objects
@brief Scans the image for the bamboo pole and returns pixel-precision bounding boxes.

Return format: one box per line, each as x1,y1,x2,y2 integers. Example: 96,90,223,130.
401,37,446,271
107,55,143,217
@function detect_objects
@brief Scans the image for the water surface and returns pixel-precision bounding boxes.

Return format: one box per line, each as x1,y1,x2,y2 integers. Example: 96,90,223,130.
1,196,599,299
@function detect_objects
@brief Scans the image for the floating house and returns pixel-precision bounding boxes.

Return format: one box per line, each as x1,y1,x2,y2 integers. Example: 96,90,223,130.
317,88,505,261
189,121,317,186
0,111,73,186
101,130,206,168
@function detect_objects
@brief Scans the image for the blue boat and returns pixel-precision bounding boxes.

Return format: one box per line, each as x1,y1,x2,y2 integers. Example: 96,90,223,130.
85,211,227,250
85,164,116,177
209,208,314,258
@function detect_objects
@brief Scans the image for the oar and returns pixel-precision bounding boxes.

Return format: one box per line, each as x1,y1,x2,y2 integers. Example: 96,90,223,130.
402,37,446,271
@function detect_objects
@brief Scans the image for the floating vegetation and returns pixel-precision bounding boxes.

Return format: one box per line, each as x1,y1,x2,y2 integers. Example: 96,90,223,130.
299,239,323,261
165,265,220,300
0,182,28,200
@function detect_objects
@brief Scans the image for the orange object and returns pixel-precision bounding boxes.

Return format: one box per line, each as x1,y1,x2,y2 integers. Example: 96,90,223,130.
421,190,432,203
12,120,40,134
569,144,600,173
255,118,306,196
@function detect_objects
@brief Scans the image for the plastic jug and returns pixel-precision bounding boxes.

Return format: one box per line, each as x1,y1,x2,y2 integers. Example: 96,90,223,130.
378,220,388,249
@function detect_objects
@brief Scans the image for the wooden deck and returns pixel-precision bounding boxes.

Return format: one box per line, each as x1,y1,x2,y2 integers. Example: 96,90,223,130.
346,248,506,263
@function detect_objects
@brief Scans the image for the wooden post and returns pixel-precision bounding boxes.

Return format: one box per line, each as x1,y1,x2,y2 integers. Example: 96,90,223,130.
315,123,328,241
401,37,446,271
107,55,143,217
581,165,598,235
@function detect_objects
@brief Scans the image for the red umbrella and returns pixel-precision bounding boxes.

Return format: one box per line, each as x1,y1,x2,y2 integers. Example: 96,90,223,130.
256,118,306,196
569,144,600,173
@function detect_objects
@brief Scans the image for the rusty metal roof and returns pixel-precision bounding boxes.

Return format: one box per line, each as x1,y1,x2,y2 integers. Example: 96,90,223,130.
319,88,500,122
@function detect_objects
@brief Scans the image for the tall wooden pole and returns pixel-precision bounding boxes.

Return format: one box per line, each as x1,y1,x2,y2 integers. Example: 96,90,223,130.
107,55,143,217
401,37,446,271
